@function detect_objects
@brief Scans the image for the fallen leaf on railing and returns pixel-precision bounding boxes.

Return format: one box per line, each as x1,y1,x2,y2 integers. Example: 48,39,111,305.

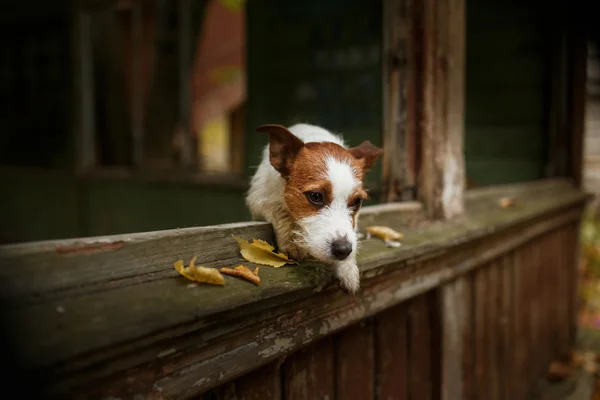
498,197,521,209
220,265,261,285
547,361,574,381
232,235,298,268
365,226,403,248
173,257,225,285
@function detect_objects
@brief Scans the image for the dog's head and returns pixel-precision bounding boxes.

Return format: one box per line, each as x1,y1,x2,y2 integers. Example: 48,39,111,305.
258,124,382,262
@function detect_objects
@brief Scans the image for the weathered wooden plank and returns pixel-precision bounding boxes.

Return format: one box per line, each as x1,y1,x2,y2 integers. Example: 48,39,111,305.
487,260,500,400
375,303,408,399
499,253,514,400
203,361,281,400
283,337,334,400
556,228,570,354
382,0,414,202
567,223,581,345
336,320,375,400
0,184,588,398
473,266,488,399
441,276,471,400
408,294,432,400
513,243,527,399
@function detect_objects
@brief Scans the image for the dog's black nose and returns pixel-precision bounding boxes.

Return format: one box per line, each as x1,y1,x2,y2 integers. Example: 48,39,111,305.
331,238,353,260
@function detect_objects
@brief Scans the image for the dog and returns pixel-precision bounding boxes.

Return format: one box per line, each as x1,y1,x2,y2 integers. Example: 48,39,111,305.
246,123,382,294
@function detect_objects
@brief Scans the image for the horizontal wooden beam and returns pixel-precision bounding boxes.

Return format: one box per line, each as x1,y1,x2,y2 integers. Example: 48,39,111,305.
0,180,590,398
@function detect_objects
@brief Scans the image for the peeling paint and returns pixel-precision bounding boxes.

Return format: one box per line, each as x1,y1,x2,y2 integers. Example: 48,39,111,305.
193,377,211,387
258,337,294,358
318,306,366,335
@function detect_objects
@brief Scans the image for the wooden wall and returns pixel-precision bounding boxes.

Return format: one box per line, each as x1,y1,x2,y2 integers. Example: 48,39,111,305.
465,0,550,186
199,223,578,400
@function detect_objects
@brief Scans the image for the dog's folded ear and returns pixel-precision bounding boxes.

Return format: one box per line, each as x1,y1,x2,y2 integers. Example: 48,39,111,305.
257,124,304,177
348,140,383,170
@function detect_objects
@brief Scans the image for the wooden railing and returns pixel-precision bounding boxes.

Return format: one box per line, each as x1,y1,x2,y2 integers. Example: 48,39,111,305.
0,179,589,399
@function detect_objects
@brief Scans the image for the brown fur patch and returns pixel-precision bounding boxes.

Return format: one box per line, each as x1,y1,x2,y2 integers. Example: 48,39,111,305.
284,142,369,220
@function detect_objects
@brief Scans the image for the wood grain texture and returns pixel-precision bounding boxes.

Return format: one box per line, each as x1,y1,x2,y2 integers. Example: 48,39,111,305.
408,294,432,400
0,181,588,398
441,276,470,400
283,337,335,400
336,320,375,400
202,361,281,400
375,302,408,400
418,0,466,219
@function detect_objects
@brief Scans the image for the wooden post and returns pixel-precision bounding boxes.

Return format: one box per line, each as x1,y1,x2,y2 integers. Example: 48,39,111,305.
568,31,588,188
178,0,194,168
417,0,466,219
382,0,415,202
131,0,144,167
76,8,96,171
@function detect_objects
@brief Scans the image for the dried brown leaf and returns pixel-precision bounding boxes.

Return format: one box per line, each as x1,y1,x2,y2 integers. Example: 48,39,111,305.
232,235,298,268
220,265,261,285
498,197,521,209
365,226,404,241
547,361,573,381
173,257,225,285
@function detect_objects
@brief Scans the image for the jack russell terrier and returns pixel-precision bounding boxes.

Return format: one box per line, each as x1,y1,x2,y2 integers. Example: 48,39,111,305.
246,123,382,294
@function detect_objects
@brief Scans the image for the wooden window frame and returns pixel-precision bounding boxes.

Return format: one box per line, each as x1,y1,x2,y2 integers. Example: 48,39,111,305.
73,0,247,185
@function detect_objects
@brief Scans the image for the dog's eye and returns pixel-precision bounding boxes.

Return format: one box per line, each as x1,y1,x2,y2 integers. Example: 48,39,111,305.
306,191,324,206
352,198,363,210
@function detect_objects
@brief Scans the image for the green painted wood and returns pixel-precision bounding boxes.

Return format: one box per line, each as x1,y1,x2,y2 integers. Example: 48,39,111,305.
245,0,383,192
83,180,248,237
465,0,550,186
0,170,80,243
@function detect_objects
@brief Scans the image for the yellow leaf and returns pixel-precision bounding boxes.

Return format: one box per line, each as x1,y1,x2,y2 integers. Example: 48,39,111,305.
220,265,261,285
232,235,298,268
173,257,225,285
365,226,404,241
498,197,521,209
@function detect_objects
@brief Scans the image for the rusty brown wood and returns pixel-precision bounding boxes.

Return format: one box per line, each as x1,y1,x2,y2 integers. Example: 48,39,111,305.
487,261,500,400
408,294,432,400
499,253,514,400
513,243,527,399
283,337,335,400
202,361,281,400
556,228,570,355
567,223,581,345
473,266,487,399
441,276,471,400
375,303,408,399
335,320,375,400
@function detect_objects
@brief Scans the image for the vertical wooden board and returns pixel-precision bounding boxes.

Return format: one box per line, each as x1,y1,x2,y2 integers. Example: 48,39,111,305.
512,243,528,399
283,336,335,400
523,242,535,395
473,266,488,399
336,320,375,400
549,229,563,356
567,223,581,346
375,303,408,400
556,228,570,354
408,294,433,400
528,242,541,385
536,233,550,370
441,277,471,400
203,362,281,400
499,253,514,400
486,261,499,400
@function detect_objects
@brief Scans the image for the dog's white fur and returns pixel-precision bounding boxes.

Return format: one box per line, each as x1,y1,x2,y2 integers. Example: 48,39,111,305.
246,124,362,293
